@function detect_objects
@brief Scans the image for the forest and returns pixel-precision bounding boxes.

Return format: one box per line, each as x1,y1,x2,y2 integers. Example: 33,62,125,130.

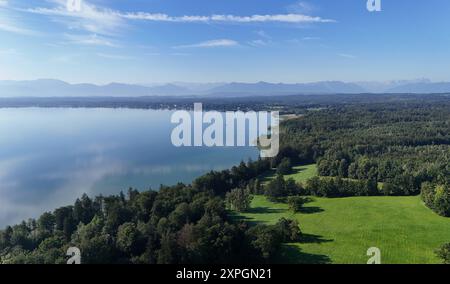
0,94,449,264
0,159,301,264
277,99,449,204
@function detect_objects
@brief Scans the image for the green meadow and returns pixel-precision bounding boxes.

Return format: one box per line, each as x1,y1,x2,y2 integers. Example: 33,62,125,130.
234,164,450,264
260,164,318,185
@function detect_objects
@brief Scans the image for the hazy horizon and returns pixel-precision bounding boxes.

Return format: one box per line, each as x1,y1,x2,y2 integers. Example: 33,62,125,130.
0,77,438,85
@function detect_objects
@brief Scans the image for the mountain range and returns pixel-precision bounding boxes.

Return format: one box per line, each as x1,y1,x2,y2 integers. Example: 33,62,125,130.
0,78,450,97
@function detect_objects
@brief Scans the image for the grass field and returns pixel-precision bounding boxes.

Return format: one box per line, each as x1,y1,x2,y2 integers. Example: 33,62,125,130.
235,195,450,264
260,164,318,185
234,163,450,264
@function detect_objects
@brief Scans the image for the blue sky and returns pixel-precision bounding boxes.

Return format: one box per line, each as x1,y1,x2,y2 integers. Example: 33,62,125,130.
0,0,450,84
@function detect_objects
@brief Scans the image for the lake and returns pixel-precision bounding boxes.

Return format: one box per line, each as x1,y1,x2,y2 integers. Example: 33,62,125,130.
0,108,259,227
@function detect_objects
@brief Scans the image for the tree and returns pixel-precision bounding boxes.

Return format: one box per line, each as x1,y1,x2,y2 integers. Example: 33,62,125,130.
338,159,349,177
0,226,13,250
287,196,309,213
131,190,157,222
169,203,191,229
366,178,379,196
275,218,301,242
226,188,253,212
73,194,99,225
54,207,72,231
34,233,67,264
10,222,32,249
285,178,301,196
246,225,282,260
116,222,142,255
157,232,177,264
436,243,450,264
71,215,115,264
37,212,55,236
254,178,263,195
265,174,287,200
63,215,77,240
432,185,450,217
421,182,450,217
276,158,292,175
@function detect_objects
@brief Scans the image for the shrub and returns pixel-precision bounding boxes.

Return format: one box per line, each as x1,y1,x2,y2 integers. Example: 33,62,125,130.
287,196,310,212
276,158,292,175
436,243,450,264
275,218,301,242
421,182,450,217
226,188,253,212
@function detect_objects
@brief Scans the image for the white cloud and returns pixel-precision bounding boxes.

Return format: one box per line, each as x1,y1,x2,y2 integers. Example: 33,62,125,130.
248,39,268,47
0,0,8,7
123,13,208,22
0,24,40,36
170,52,190,56
338,53,356,59
21,0,335,50
256,30,271,39
174,39,239,49
123,13,335,24
0,22,28,34
0,13,39,36
51,54,78,63
64,33,119,47
97,53,134,60
249,30,274,47
287,1,316,14
26,1,126,35
302,36,320,40
25,0,335,35
250,30,274,47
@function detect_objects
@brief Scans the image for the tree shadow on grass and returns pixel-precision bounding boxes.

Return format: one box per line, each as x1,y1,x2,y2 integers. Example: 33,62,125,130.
229,207,289,225
228,206,288,225
290,167,306,175
276,233,333,263
298,206,324,214
299,233,333,244
246,207,287,214
277,244,332,264
228,213,253,223
258,169,276,184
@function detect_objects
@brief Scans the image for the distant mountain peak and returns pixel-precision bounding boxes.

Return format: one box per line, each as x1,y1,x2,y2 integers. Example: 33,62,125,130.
1,79,450,97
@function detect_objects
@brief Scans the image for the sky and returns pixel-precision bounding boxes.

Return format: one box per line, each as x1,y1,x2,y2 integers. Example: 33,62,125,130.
0,0,450,84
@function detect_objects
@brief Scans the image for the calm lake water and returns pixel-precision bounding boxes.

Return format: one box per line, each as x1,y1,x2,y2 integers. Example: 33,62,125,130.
0,108,259,227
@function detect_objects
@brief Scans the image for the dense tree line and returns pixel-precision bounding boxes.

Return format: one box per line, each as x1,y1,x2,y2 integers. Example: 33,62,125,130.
0,158,302,264
276,101,449,198
421,182,450,217
264,174,304,201
305,177,378,198
3,93,448,113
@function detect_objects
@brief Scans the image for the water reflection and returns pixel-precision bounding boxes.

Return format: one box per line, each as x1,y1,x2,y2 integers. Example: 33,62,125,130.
0,108,258,227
